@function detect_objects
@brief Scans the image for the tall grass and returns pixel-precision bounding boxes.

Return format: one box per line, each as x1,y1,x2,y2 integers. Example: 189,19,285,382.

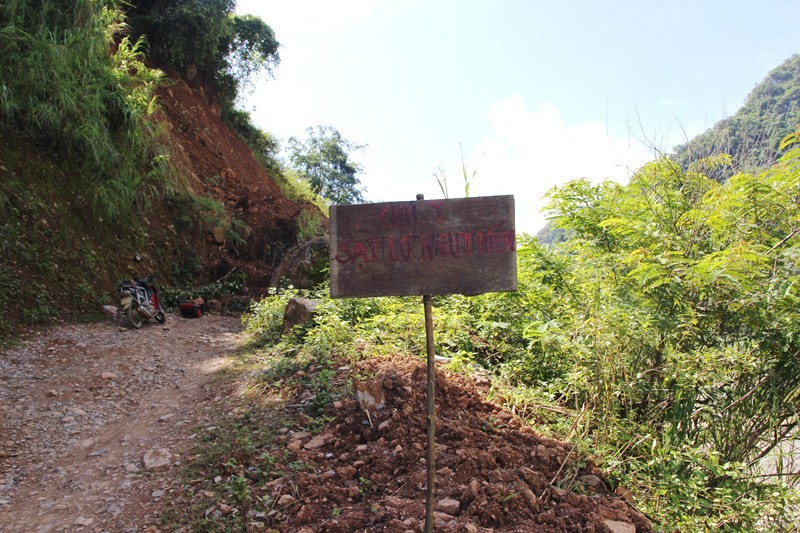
0,0,170,222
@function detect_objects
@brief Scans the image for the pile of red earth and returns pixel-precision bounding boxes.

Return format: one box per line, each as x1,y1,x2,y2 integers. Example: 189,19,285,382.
271,355,652,532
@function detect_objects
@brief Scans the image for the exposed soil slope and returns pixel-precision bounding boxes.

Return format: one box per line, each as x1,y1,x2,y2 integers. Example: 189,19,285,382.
154,74,309,287
0,71,310,339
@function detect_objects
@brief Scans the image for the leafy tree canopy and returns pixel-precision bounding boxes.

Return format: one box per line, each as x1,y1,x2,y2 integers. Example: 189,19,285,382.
127,0,279,110
288,126,366,205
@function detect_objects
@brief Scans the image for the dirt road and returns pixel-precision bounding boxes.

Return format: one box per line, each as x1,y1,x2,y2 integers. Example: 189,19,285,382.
0,314,244,532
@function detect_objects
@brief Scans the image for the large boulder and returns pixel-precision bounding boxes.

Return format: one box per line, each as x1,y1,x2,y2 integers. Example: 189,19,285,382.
282,297,319,335
270,237,329,289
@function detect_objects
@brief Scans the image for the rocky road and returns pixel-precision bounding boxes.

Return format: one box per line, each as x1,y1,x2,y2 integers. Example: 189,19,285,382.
0,314,244,532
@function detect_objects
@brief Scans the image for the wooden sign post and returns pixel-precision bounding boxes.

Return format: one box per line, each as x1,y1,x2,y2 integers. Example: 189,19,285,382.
329,194,517,532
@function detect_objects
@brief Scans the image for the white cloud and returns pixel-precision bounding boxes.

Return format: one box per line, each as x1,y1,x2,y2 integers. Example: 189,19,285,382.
466,94,653,234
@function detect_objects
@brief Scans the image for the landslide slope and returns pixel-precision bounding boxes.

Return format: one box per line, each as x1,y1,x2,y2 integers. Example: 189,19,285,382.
153,70,309,285
0,70,307,340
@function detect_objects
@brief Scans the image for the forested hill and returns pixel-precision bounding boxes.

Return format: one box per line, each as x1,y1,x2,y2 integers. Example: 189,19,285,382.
672,53,800,181
537,53,800,244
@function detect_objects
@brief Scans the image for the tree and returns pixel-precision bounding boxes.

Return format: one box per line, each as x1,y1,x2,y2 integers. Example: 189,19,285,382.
127,0,280,110
288,126,366,205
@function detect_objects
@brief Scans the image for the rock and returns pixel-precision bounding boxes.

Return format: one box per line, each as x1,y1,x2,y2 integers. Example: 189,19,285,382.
205,226,226,245
303,432,334,450
464,525,479,533
602,520,636,533
269,236,329,289
143,447,172,470
578,474,603,490
353,378,385,411
277,494,296,506
282,298,319,335
151,489,165,498
101,372,118,380
207,299,222,313
75,516,94,526
436,498,461,516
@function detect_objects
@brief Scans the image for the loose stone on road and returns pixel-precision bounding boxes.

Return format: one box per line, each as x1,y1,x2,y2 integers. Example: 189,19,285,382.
0,314,244,532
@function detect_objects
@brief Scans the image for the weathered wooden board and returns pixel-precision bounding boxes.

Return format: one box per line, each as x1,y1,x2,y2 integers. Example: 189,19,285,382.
330,195,517,298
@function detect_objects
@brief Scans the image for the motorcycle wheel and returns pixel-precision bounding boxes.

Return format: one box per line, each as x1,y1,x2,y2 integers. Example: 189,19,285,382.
155,311,166,324
127,300,144,329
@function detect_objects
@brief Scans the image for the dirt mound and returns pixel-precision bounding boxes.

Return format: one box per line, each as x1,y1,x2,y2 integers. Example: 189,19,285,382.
275,355,652,532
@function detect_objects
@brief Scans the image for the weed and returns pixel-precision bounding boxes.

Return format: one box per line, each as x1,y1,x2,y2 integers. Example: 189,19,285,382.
358,476,372,495
296,208,326,243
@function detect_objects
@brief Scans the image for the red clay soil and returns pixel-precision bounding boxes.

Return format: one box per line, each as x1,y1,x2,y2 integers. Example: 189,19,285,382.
154,73,313,287
267,355,652,532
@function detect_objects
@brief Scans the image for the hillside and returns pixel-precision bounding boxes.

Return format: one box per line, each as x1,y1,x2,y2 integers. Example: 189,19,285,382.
0,1,320,340
0,71,308,339
153,68,310,284
672,54,800,180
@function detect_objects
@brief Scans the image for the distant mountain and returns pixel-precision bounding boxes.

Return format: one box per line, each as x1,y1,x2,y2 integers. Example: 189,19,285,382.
672,54,800,181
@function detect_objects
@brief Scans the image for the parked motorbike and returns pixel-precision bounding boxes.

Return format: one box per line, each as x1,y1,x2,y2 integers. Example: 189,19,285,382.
118,275,166,329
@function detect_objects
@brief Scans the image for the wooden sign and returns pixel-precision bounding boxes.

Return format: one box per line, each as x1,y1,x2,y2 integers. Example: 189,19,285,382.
329,195,517,298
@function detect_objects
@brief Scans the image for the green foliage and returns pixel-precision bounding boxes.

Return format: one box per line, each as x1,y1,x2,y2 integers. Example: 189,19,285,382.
296,209,326,243
289,126,366,205
0,0,170,222
242,130,800,528
221,107,284,176
128,1,279,112
673,54,800,181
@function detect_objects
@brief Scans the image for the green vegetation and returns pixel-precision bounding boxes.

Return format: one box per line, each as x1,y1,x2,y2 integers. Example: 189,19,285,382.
0,0,170,221
289,126,367,205
244,131,800,529
0,1,287,339
672,54,800,181
127,0,279,114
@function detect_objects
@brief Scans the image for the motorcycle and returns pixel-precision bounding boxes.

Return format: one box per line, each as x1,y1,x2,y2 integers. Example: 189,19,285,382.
118,275,166,329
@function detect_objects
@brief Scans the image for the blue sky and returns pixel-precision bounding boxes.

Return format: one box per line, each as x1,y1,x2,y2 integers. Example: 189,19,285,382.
235,0,800,234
